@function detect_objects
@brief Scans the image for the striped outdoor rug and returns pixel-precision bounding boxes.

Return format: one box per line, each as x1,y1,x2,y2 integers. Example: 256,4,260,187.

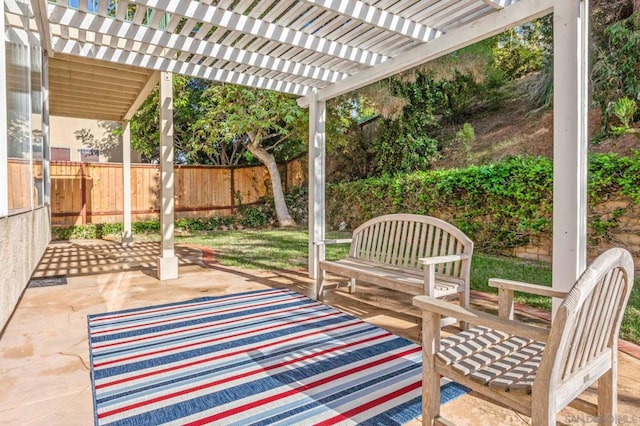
88,288,467,425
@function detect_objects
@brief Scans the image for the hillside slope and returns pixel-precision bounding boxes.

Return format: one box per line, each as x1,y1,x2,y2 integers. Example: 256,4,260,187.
434,81,640,170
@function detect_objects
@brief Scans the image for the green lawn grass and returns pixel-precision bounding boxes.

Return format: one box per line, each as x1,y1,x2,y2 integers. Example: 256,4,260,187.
173,228,639,343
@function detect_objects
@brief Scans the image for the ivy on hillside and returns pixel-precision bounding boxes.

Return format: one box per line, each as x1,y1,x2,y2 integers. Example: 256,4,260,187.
326,153,640,253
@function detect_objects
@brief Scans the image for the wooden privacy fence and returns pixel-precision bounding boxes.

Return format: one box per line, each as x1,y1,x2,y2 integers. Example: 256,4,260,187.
49,157,306,226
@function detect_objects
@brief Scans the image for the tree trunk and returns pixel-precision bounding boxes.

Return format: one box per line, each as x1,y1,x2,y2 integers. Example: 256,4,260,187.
246,143,296,227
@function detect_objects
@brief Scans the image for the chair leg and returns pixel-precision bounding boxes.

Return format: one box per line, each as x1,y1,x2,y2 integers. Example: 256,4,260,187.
349,278,356,294
597,365,617,425
317,269,326,301
531,391,556,425
459,290,470,330
422,313,441,425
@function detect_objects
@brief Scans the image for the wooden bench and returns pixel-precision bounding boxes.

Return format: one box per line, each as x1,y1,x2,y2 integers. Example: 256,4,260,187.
316,214,473,312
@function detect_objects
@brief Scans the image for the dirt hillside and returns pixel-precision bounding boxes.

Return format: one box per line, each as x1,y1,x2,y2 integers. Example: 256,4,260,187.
434,86,640,169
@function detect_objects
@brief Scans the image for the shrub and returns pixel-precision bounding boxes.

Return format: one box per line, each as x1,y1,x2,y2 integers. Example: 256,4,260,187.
593,12,640,128
326,153,640,253
456,123,476,161
609,97,638,135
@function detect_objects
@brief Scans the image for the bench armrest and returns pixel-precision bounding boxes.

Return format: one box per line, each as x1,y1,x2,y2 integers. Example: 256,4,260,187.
313,238,353,246
413,296,549,342
488,278,568,299
419,254,470,266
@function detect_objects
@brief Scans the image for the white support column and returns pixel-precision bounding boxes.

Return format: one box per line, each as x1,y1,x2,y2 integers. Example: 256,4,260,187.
552,0,590,315
156,71,178,280
42,53,51,207
307,90,326,280
0,0,8,218
121,120,134,246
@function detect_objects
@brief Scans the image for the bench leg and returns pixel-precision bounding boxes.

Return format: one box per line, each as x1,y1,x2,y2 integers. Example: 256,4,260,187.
317,269,326,301
349,278,357,294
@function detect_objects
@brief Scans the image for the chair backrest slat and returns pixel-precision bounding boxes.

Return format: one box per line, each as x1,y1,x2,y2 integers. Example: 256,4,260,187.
534,248,634,398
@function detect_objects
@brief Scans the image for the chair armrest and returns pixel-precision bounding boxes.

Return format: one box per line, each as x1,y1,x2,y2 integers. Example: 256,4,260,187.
313,238,353,246
489,278,568,299
413,296,549,342
419,254,470,266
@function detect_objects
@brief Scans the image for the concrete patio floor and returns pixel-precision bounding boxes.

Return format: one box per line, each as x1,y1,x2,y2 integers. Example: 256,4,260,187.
0,239,639,425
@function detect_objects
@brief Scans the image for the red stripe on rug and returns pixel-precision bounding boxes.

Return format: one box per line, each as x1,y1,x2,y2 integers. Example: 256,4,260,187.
91,294,306,336
90,289,287,323
96,319,365,389
94,309,341,368
92,303,319,350
97,332,393,419
315,380,422,425
182,347,421,426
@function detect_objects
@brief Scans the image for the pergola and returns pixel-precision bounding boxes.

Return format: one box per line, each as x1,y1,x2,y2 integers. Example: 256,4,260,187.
7,0,589,307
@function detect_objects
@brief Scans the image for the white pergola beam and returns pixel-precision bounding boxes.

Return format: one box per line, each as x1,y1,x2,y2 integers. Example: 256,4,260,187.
47,6,349,84
121,120,134,246
552,0,589,313
42,53,51,206
52,37,311,97
302,0,442,42
30,0,54,56
124,71,159,121
131,0,387,67
157,71,178,280
308,91,326,282
308,90,326,282
0,0,7,217
297,0,553,107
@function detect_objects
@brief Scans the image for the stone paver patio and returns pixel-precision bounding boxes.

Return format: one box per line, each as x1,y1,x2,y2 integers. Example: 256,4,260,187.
1,239,638,425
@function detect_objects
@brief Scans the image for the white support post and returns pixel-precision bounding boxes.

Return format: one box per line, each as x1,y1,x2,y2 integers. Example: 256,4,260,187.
0,0,7,218
42,52,51,207
552,0,590,315
121,120,134,246
156,71,178,280
307,90,326,281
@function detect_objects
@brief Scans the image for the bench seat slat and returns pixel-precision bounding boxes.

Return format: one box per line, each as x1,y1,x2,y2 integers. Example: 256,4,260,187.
320,258,462,297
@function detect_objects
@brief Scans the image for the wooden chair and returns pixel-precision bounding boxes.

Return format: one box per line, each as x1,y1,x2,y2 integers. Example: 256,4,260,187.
413,248,634,425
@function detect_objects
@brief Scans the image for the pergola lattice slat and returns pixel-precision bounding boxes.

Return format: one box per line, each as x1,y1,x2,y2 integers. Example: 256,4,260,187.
302,0,443,42
297,0,553,106
52,37,312,96
47,5,349,84
132,0,388,67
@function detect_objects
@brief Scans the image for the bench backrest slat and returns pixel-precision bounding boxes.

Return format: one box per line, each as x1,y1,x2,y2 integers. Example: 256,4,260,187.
350,214,473,280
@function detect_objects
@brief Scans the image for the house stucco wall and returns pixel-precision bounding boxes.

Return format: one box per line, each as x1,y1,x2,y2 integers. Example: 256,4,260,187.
50,116,141,163
0,207,51,332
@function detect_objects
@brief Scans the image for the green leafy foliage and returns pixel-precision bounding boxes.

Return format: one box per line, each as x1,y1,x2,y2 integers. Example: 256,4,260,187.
613,97,638,127
593,11,640,129
456,123,476,161
609,97,638,135
326,153,640,253
491,21,548,79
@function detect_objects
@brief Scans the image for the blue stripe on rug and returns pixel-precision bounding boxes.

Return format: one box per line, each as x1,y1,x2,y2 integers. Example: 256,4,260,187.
88,288,468,425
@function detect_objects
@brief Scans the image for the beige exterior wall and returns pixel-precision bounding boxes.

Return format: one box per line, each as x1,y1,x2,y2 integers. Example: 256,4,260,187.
50,116,141,163
0,207,51,332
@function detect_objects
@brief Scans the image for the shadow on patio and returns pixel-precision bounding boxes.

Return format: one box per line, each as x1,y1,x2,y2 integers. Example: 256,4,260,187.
0,239,638,425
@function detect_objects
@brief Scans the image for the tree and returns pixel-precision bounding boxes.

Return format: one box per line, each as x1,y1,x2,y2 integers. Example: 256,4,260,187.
196,84,306,227
130,79,306,227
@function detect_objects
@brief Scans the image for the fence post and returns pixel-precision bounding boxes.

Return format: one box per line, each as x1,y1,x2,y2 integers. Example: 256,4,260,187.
230,167,235,213
80,162,87,225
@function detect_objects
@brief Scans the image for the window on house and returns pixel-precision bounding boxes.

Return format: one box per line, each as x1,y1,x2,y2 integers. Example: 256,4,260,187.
51,147,71,161
80,148,100,163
